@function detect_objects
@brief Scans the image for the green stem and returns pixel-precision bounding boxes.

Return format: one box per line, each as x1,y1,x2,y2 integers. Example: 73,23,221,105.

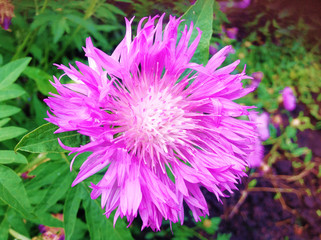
11,31,34,60
16,153,48,174
11,0,49,60
39,0,49,14
34,0,39,15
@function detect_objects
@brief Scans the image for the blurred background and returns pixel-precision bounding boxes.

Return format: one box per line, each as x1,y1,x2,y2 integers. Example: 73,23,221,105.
0,0,320,239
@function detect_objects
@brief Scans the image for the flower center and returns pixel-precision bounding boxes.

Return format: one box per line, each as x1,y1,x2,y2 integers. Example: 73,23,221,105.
118,86,191,165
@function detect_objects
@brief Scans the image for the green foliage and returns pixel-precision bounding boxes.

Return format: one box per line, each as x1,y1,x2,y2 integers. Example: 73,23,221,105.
0,165,33,219
0,151,27,164
144,215,227,240
0,58,30,146
130,0,190,20
82,194,133,240
23,67,57,96
179,0,214,65
0,58,31,89
235,41,321,117
14,123,88,153
64,187,82,240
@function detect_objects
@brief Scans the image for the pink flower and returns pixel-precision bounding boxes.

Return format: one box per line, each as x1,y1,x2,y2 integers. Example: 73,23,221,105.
209,44,219,55
45,15,257,231
0,0,14,30
248,138,264,168
250,71,264,90
218,0,251,11
282,87,296,111
38,214,65,240
236,0,251,9
248,111,269,168
224,27,238,40
250,111,270,141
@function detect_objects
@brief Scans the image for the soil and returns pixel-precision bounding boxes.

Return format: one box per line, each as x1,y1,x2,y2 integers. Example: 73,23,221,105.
207,131,321,240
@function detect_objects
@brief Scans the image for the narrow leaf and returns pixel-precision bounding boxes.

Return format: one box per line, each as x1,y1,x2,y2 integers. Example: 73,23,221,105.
0,213,9,240
179,0,214,65
23,67,57,96
0,58,31,90
64,186,82,240
0,84,26,102
36,168,72,212
0,105,21,118
0,150,27,164
14,123,88,153
26,161,67,190
52,17,67,43
0,165,33,219
7,208,30,237
0,126,27,142
31,211,64,228
0,118,10,127
82,190,133,240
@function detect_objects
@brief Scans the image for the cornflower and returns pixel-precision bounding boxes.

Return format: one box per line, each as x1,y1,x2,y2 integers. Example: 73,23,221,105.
45,14,257,231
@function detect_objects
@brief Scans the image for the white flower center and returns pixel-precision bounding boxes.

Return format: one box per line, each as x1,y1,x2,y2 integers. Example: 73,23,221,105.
117,86,192,165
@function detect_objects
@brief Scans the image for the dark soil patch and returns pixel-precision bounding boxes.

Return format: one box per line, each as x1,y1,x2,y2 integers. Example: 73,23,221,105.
210,154,321,240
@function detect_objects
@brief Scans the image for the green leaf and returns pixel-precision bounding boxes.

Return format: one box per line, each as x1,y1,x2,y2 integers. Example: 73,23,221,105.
0,118,10,128
0,213,9,240
65,14,108,46
71,219,88,240
179,0,214,65
0,84,26,102
285,126,297,139
0,150,27,164
64,186,82,240
32,211,63,228
291,147,306,157
23,67,57,96
36,168,72,212
52,17,67,43
304,150,312,163
0,126,27,142
26,161,67,190
217,233,232,240
7,208,30,237
0,58,31,90
31,94,48,125
0,165,33,219
0,105,21,118
30,11,54,30
14,123,88,153
83,196,133,240
248,179,257,189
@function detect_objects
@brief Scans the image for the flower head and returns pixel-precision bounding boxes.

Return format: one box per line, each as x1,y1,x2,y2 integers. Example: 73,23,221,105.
209,44,219,55
237,0,251,9
250,71,264,90
224,26,238,40
218,0,251,11
281,87,296,111
248,111,269,168
0,0,14,30
248,138,264,168
250,111,270,141
37,214,65,240
45,14,257,231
